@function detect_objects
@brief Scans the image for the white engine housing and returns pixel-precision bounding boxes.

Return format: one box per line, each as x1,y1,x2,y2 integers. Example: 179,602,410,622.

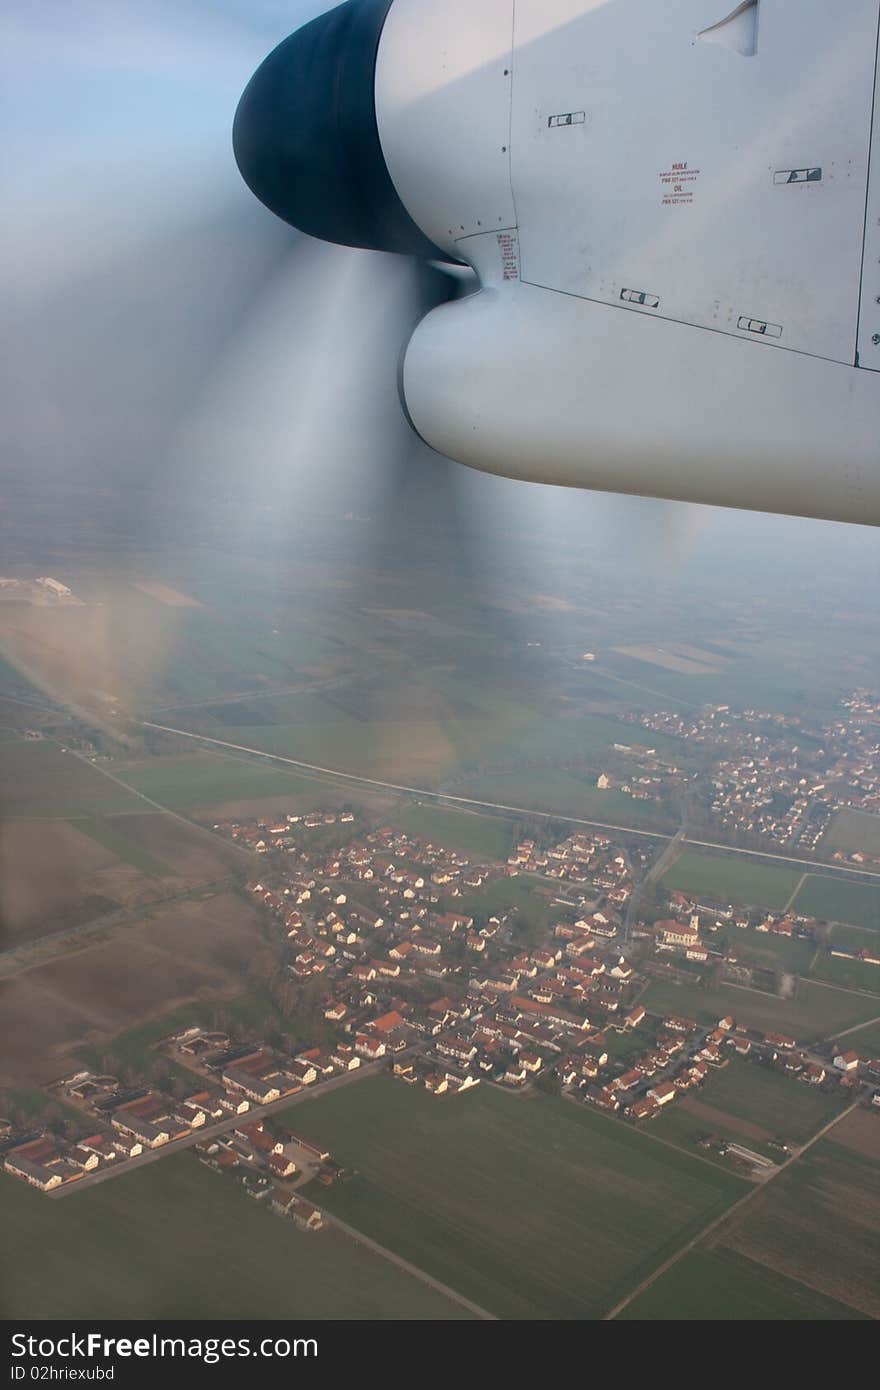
378,0,880,524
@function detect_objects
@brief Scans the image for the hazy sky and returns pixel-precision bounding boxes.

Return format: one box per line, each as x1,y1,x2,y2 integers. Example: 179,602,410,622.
2,0,878,602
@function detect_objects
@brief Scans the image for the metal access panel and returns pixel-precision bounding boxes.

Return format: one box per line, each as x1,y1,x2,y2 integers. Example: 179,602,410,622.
511,0,880,364
857,22,880,370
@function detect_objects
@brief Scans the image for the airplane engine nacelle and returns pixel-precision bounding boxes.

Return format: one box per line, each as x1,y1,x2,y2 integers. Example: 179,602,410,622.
235,0,880,526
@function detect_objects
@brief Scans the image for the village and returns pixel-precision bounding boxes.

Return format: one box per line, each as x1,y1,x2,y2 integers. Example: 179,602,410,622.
3,798,878,1206
621,690,880,854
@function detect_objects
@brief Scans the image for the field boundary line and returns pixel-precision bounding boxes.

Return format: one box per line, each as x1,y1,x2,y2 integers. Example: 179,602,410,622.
784,872,808,913
0,878,238,979
60,745,253,862
603,1097,862,1320
825,1014,880,1042
315,1207,497,1321
559,1089,750,1181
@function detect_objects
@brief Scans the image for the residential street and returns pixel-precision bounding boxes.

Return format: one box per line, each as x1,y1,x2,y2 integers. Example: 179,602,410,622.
48,1058,388,1199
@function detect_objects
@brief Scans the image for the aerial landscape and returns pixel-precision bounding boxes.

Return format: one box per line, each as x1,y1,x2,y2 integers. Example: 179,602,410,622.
3,0,880,1343
0,463,878,1324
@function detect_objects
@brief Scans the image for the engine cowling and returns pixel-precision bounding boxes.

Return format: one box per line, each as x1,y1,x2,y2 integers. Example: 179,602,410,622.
235,0,880,527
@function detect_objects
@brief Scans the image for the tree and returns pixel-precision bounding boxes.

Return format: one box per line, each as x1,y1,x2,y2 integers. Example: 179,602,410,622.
44,1105,68,1140
534,1071,561,1097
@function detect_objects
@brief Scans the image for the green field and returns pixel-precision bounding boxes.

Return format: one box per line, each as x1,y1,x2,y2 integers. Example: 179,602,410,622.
131,607,342,708
654,1059,845,1157
0,743,146,818
824,808,880,858
831,922,880,951
0,1155,469,1320
73,816,172,876
391,802,514,862
455,768,673,830
810,950,880,995
793,874,880,931
112,753,325,811
294,1076,745,1320
601,638,854,716
617,1248,866,1320
834,1018,880,1052
728,925,817,975
450,877,561,934
661,850,801,911
494,712,689,766
642,977,880,1043
717,1134,880,1320
209,718,446,776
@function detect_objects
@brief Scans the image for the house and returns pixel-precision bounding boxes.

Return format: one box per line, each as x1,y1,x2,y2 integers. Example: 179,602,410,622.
585,1085,620,1112
647,1080,677,1106
235,1119,276,1153
78,1134,120,1164
435,1034,478,1065
613,1069,642,1092
629,1097,659,1121
111,1096,173,1148
624,1006,646,1030
833,1051,861,1072
268,1152,298,1179
272,1191,323,1229
376,959,401,978
288,1060,318,1086
4,1153,65,1191
222,1066,282,1105
371,1010,407,1035
329,1045,360,1071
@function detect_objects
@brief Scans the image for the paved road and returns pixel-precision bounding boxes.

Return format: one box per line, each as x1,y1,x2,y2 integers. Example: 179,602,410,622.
603,1096,863,1320
49,1060,388,1199
140,721,880,883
